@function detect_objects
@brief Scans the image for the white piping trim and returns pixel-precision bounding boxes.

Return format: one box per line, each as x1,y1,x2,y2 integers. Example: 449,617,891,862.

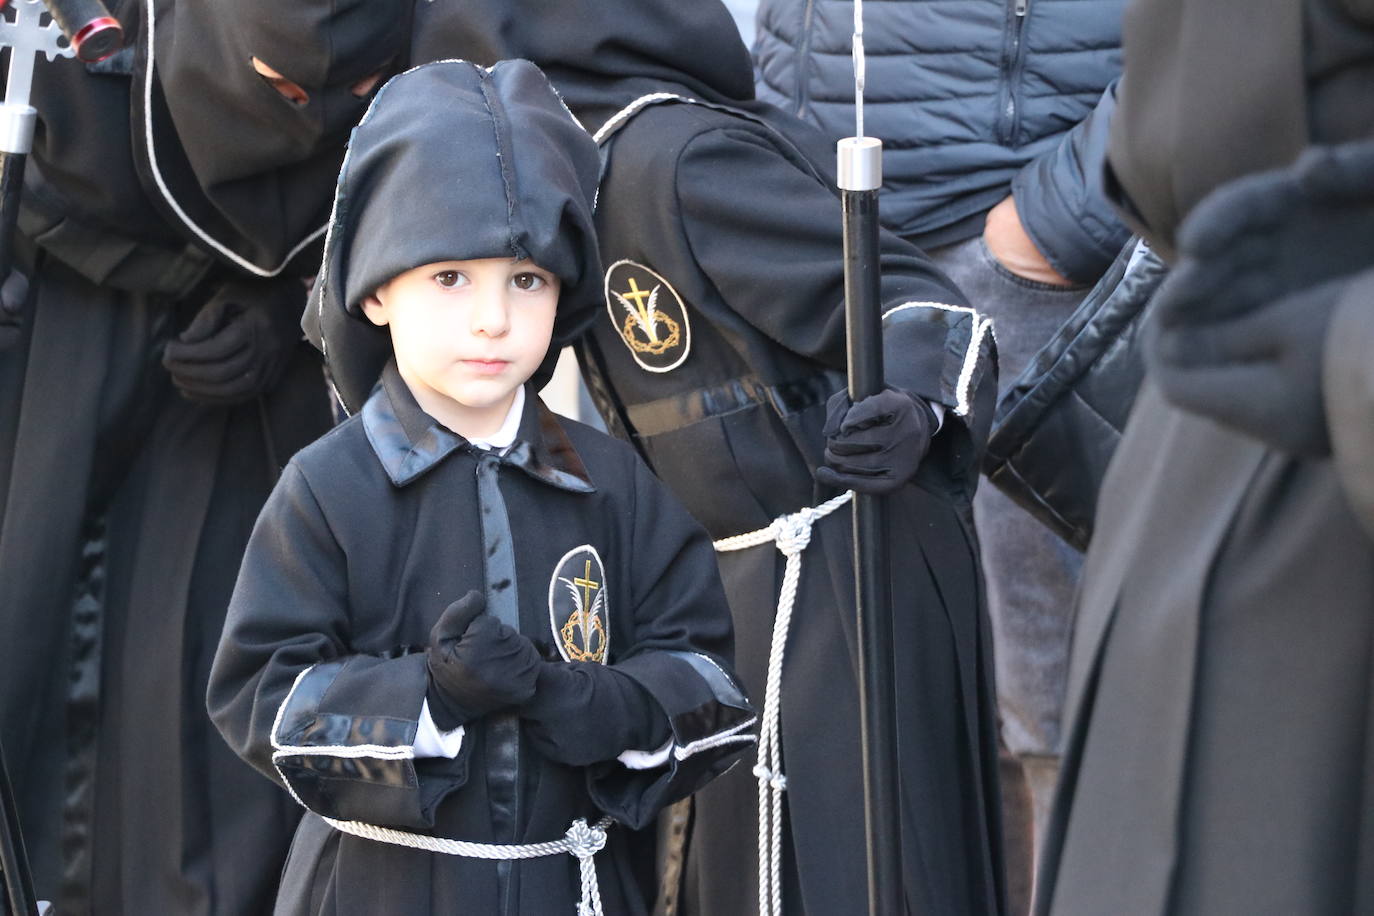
591,92,695,145
270,665,316,752
674,717,759,761
142,1,326,277
881,301,995,417
273,744,415,761
269,665,317,809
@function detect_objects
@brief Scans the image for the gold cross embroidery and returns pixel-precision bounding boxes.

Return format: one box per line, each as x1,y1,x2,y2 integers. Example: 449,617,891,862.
620,277,661,343
573,559,600,610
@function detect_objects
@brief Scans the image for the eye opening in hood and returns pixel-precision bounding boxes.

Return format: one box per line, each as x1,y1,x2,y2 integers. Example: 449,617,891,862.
251,56,310,105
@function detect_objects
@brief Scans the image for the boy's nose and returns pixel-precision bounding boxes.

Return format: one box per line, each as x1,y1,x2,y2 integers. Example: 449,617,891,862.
469,287,511,338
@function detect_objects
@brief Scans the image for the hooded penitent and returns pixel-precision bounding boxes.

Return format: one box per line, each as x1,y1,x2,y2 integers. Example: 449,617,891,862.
137,0,410,272
304,59,603,414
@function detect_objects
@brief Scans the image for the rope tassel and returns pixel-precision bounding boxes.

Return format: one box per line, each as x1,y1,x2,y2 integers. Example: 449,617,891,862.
714,491,853,916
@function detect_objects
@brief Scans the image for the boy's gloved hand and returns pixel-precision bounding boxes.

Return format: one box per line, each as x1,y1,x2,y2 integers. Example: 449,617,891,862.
426,590,542,731
520,662,671,768
814,387,936,494
162,277,303,405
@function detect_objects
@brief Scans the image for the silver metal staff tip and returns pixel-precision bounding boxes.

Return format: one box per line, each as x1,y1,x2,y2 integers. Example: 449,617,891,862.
837,136,882,192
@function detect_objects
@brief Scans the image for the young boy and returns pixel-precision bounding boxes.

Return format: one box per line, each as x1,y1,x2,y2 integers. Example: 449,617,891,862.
207,60,754,916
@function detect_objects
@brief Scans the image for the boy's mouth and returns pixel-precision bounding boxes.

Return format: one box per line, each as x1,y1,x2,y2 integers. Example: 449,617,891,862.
462,358,511,376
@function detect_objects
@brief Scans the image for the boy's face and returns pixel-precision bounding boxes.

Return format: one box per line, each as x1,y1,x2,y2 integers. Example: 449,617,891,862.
362,258,559,435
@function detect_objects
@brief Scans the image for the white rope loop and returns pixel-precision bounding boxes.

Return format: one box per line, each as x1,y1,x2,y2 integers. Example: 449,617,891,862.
322,815,611,915
713,491,853,916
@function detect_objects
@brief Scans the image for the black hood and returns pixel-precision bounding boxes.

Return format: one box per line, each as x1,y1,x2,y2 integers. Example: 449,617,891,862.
303,59,603,415
140,0,409,273
409,0,755,133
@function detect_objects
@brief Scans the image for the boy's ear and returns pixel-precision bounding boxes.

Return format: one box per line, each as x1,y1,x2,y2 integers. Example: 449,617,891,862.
360,293,389,327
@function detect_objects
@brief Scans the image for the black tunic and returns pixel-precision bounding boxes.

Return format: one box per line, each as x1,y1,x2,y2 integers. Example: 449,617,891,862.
209,365,753,915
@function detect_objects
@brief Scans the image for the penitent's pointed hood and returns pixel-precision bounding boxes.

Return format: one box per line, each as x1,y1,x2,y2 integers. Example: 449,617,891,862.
302,59,603,414
409,0,757,134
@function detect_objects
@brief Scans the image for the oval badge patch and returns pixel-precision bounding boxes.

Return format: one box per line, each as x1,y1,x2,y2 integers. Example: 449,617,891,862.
605,259,691,373
548,545,609,664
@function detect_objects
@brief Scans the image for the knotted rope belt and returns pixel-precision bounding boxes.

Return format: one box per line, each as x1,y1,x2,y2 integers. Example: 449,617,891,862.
712,491,854,916
322,815,613,916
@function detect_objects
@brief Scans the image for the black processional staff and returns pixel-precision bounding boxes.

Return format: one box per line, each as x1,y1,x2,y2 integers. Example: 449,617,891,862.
0,4,120,913
837,0,904,913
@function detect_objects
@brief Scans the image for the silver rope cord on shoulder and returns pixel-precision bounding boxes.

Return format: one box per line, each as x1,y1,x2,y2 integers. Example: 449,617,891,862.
713,491,854,916
322,815,612,916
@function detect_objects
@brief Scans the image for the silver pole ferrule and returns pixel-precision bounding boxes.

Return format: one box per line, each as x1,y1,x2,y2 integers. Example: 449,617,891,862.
0,105,37,155
837,136,882,192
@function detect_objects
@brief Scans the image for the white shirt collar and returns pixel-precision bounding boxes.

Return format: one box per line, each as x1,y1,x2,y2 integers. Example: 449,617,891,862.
467,386,526,452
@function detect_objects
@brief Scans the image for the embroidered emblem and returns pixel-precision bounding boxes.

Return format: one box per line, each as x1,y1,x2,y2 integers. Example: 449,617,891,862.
548,545,609,664
605,259,691,373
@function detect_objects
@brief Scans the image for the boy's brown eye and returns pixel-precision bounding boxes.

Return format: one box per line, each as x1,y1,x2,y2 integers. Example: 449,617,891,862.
433,271,463,288
512,272,546,291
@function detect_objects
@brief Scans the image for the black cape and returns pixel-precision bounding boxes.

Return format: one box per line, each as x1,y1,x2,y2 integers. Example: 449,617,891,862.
412,5,1006,912
0,2,333,912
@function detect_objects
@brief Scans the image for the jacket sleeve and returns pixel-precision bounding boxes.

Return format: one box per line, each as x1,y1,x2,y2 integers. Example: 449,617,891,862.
674,125,997,472
1323,267,1374,538
583,457,756,830
1011,80,1134,286
207,463,470,830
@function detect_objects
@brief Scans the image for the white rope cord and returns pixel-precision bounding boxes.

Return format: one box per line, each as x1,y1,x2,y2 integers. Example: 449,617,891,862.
713,491,854,916
322,815,613,916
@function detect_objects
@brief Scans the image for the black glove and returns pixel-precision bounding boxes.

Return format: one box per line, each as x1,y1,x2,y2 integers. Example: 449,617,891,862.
1145,138,1374,456
425,590,543,731
162,277,304,405
0,269,29,353
814,387,936,494
520,663,671,768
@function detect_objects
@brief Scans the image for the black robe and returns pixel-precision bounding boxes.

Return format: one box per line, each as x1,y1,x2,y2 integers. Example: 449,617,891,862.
580,89,1004,916
208,365,753,915
0,3,332,912
410,5,1006,911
